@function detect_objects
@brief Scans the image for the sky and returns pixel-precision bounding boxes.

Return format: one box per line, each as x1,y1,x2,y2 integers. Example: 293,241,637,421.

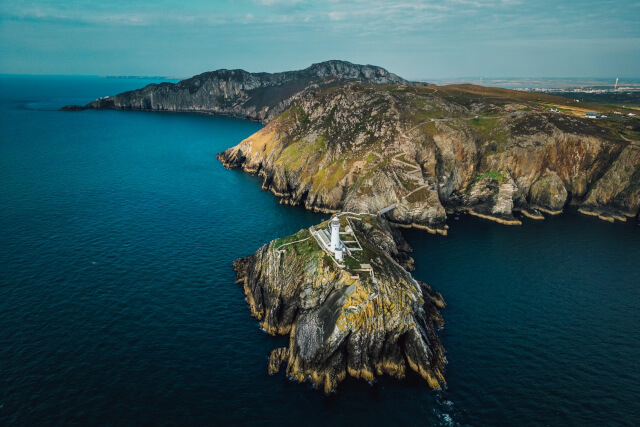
0,0,639,79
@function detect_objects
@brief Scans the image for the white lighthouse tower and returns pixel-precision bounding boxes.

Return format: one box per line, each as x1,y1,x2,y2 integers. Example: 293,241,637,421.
330,217,341,251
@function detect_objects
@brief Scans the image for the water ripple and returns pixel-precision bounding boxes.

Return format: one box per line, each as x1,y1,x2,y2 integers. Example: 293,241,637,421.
1,76,639,426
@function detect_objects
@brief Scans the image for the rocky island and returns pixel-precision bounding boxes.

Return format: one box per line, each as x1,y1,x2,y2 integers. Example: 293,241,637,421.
234,213,446,393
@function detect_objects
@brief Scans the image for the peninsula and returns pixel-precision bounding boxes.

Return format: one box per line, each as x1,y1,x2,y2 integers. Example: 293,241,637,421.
234,213,446,393
218,82,640,229
62,60,415,123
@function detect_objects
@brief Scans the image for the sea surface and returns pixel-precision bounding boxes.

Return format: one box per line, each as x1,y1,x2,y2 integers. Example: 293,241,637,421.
1,75,639,426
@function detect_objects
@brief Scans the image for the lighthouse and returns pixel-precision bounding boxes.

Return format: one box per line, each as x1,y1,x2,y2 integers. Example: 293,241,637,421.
330,216,341,251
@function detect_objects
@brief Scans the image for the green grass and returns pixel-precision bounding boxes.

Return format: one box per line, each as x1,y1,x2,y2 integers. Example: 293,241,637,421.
408,107,448,124
360,157,391,181
281,105,311,126
385,85,408,93
276,135,327,170
311,156,354,191
293,237,319,257
474,170,505,183
343,253,361,272
470,117,510,145
365,153,378,162
405,186,430,204
273,228,310,248
408,97,438,109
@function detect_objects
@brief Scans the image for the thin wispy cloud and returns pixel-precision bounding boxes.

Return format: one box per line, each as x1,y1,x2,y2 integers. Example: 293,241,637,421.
0,0,638,77
255,0,303,6
0,0,551,28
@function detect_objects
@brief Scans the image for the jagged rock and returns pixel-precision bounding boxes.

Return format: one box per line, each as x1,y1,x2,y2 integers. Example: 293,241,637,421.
529,171,568,213
467,173,522,225
579,144,640,221
234,214,446,393
268,348,289,375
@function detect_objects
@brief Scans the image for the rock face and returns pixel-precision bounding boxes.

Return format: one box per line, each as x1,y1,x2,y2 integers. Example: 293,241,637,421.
66,61,414,124
578,144,640,222
219,84,640,227
233,214,446,393
529,171,568,213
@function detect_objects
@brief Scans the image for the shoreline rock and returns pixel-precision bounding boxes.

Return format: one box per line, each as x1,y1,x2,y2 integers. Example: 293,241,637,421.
521,209,545,220
532,206,563,216
468,209,523,225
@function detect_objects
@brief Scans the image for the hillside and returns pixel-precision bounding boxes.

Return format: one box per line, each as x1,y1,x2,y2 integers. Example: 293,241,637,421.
61,61,415,123
219,83,640,230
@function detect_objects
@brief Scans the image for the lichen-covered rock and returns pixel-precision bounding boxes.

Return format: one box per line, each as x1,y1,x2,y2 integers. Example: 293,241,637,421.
233,214,446,393
466,173,523,225
219,84,640,225
529,171,568,213
268,348,289,375
579,144,640,221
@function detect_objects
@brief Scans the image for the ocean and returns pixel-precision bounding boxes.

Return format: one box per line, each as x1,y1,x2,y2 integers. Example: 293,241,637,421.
1,75,638,426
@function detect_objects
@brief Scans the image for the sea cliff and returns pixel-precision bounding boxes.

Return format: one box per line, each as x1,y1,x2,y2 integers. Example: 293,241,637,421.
219,84,640,228
233,214,446,393
62,61,414,124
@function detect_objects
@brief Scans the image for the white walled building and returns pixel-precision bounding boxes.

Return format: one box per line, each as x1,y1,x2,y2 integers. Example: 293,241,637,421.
315,216,345,263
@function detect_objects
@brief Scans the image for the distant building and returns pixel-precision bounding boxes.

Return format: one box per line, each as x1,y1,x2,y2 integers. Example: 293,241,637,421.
585,112,601,119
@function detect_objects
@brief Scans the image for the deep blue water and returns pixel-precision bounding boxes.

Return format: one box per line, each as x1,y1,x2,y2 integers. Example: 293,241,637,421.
1,76,639,426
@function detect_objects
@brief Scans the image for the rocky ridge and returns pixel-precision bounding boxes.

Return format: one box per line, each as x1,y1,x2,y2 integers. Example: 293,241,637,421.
62,61,414,123
233,214,446,393
218,84,640,229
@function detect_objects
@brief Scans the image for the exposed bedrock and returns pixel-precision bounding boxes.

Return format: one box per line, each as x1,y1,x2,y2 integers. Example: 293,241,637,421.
233,214,446,393
219,84,640,227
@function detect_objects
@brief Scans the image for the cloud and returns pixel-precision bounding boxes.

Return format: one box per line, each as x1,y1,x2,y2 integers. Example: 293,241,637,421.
327,11,346,21
2,7,152,26
255,0,303,5
0,5,231,27
1,0,638,42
